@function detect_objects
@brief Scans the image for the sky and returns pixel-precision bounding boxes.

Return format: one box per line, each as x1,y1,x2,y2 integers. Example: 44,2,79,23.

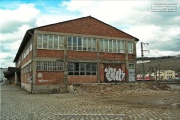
0,0,180,68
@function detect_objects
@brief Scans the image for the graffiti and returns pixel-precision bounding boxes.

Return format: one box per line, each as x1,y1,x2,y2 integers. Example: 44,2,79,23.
38,79,52,83
104,66,125,82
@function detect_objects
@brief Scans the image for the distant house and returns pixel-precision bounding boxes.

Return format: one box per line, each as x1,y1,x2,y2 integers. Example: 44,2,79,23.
162,70,175,80
151,70,164,80
138,70,176,80
11,16,139,93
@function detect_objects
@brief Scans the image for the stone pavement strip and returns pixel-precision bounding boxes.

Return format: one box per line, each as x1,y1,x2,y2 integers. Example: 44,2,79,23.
0,84,180,120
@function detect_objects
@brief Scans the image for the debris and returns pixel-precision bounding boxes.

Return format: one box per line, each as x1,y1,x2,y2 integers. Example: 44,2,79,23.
71,81,171,95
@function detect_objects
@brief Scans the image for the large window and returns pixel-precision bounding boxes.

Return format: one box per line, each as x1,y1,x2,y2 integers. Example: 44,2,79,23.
128,42,133,53
67,36,96,52
21,63,32,74
100,39,125,53
37,34,64,50
68,63,97,75
36,61,64,71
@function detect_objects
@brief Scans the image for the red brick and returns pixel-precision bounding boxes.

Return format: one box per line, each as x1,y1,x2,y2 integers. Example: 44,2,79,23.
37,16,134,39
36,71,64,85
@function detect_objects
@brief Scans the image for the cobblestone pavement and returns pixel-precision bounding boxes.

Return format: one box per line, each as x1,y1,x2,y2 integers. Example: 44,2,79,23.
0,84,180,120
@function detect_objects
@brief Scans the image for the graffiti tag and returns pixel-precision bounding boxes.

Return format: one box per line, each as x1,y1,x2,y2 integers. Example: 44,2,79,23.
105,67,125,82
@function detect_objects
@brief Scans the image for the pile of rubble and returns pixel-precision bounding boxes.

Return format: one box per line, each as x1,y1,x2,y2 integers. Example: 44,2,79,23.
70,81,171,95
146,81,171,90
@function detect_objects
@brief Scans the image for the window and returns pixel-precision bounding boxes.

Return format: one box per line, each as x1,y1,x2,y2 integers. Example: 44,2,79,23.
117,41,121,52
99,39,124,53
37,34,64,50
59,36,64,49
54,36,59,49
68,36,72,50
128,42,133,53
48,35,53,49
37,34,43,49
43,35,48,49
67,36,96,52
99,39,104,52
109,40,113,52
36,61,64,71
129,64,134,69
83,38,87,50
104,39,108,52
121,41,125,53
29,63,32,71
78,37,82,50
91,38,96,51
68,63,97,75
21,63,32,74
88,38,91,51
73,37,77,50
113,41,117,52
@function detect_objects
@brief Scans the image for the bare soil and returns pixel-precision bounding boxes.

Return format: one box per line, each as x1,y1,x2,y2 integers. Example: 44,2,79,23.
72,82,180,110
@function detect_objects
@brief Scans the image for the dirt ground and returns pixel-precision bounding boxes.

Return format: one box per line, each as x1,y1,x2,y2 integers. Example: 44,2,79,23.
72,82,180,111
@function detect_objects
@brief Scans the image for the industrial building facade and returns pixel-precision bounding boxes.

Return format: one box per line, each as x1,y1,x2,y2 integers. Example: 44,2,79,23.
13,16,139,93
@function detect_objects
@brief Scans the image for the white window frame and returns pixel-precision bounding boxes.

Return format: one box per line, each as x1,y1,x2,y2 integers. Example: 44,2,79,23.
99,39,125,53
37,34,64,50
68,62,97,75
36,61,64,71
128,41,133,54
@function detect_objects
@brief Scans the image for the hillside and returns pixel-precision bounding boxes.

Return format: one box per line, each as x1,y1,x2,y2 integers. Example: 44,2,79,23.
136,57,180,74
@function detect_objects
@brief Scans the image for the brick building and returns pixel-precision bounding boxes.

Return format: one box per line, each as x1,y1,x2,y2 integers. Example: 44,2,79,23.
13,16,139,93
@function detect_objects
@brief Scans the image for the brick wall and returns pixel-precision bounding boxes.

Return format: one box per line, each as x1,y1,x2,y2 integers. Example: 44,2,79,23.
21,73,32,85
36,71,64,85
20,52,32,67
100,52,126,61
67,51,97,59
20,52,32,85
37,16,134,39
21,73,31,84
37,49,64,58
128,54,136,60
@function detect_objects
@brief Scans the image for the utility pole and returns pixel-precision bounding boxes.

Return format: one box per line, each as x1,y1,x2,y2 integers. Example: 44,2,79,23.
158,63,160,80
141,42,149,80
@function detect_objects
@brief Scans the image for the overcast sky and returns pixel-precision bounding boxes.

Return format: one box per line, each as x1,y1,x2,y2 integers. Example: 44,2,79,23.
0,0,180,68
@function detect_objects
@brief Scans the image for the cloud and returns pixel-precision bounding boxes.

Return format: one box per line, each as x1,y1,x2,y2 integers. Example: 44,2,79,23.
0,0,179,68
61,0,180,57
0,4,39,34
62,0,151,24
0,3,40,68
0,52,15,68
36,14,81,27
